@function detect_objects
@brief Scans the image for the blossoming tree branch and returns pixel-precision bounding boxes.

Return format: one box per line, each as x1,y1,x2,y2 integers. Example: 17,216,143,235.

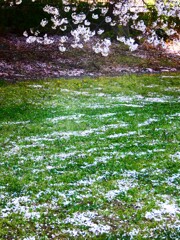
4,0,180,56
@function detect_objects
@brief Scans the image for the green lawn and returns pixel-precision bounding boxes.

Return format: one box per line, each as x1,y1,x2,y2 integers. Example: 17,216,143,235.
0,74,180,239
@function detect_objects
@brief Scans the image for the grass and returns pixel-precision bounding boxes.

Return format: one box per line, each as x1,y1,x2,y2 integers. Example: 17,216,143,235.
0,73,180,239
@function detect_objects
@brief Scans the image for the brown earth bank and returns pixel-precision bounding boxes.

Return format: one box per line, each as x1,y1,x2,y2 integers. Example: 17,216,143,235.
0,34,179,82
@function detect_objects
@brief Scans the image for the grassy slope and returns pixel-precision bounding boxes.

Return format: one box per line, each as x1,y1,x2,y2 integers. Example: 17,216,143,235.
0,73,180,239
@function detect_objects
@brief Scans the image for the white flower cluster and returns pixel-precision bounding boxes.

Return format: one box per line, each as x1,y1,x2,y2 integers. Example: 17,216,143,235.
71,25,95,49
16,0,22,4
62,0,70,6
132,20,146,33
117,36,138,51
93,38,111,56
58,36,68,52
155,0,179,18
147,30,166,48
40,19,48,28
72,13,86,24
24,32,54,45
15,0,180,55
43,5,59,16
101,7,108,16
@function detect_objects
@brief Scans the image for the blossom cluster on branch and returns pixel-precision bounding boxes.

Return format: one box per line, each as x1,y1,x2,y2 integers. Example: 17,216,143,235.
4,0,180,56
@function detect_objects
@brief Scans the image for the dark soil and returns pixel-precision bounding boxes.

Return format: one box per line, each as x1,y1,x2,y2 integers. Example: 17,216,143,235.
0,34,179,81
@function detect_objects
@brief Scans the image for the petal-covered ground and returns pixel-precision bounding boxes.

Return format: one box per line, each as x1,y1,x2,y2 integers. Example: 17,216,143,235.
0,36,179,81
0,74,180,239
